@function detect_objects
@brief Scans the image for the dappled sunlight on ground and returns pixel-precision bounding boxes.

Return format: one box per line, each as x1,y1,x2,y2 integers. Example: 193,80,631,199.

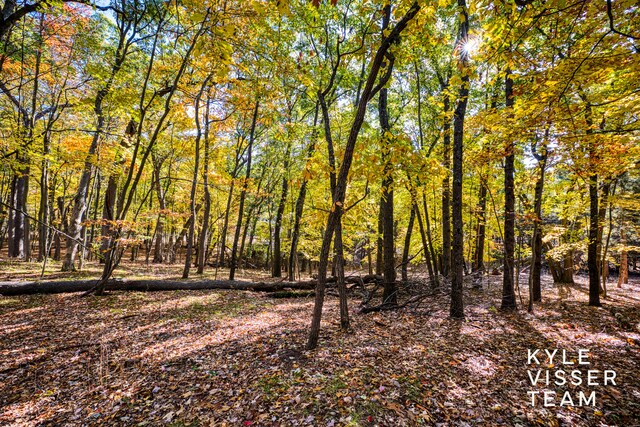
1,272,639,426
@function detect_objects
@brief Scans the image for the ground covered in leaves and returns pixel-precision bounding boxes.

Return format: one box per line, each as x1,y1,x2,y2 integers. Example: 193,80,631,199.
1,266,639,426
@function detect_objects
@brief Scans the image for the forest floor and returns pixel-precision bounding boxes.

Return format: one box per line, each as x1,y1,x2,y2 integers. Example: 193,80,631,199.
0,261,639,427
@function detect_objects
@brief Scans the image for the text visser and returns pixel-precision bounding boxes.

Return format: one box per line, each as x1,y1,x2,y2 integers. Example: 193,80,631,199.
526,349,617,407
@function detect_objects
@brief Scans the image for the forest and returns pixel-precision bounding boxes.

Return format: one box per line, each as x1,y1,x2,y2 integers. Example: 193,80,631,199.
0,0,639,425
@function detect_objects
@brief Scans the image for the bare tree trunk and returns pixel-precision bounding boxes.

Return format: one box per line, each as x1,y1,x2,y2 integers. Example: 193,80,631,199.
152,154,167,263
197,95,212,274
229,101,259,281
597,181,611,293
501,68,517,311
618,225,628,287
183,76,209,279
401,207,415,283
421,192,439,281
288,104,318,281
272,142,291,277
37,134,50,262
578,89,601,307
378,20,396,305
441,92,452,279
376,198,383,275
450,0,469,318
472,180,487,273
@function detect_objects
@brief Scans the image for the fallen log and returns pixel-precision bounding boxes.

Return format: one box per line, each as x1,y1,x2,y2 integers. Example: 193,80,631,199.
0,274,383,296
0,278,317,296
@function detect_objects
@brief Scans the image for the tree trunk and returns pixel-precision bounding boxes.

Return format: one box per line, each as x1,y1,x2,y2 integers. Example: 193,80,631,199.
152,154,167,263
37,135,50,262
197,95,212,274
588,175,600,305
273,143,291,277
320,82,349,329
414,203,436,286
63,29,130,271
376,197,384,275
378,44,396,305
618,226,628,287
422,192,439,281
307,2,420,350
472,180,487,273
501,68,517,311
450,0,469,318
529,139,547,301
401,206,415,283
9,166,29,259
597,181,611,293
579,89,601,307
229,101,259,281
183,77,209,279
441,92,452,279
288,105,319,281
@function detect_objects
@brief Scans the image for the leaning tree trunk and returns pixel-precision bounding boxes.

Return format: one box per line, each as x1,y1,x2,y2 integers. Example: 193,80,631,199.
101,120,136,263
320,82,349,330
64,105,106,270
63,30,129,271
307,1,420,350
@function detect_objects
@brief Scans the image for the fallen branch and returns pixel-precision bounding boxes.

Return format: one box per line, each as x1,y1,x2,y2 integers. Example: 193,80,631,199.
0,278,319,296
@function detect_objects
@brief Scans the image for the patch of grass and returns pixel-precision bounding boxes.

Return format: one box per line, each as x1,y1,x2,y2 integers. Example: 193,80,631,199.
257,373,286,399
326,376,348,394
168,420,200,427
0,298,19,306
397,375,423,402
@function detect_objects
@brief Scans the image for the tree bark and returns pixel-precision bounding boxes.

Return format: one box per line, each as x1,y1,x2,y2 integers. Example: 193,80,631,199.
501,68,517,310
378,26,396,305
307,2,420,350
472,180,487,273
618,225,628,287
288,105,318,280
441,92,452,279
229,101,259,280
272,142,291,277
579,89,601,307
529,136,547,302
450,0,469,318
63,26,130,271
401,207,415,283
183,76,210,278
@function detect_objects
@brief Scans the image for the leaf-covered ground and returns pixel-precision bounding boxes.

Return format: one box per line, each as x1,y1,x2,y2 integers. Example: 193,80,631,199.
1,269,639,426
